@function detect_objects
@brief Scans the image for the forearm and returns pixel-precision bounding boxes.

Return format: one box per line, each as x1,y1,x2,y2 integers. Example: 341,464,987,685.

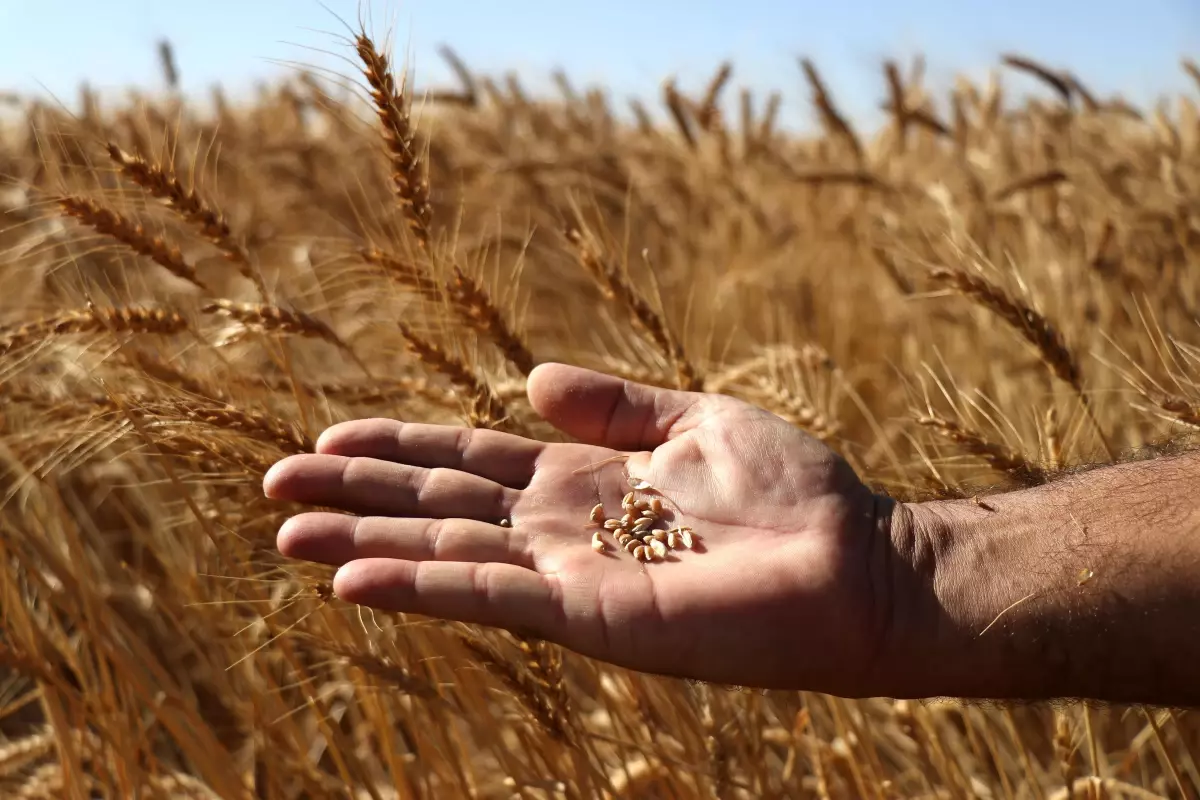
887,448,1200,706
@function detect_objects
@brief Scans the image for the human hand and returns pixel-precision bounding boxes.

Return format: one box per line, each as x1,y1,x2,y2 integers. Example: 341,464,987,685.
264,363,917,696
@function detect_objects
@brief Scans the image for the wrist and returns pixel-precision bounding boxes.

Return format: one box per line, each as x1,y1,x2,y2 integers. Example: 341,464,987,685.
876,490,1081,700
867,495,974,698
883,454,1200,705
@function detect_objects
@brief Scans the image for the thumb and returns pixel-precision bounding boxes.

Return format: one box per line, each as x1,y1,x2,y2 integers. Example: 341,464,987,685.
526,363,706,451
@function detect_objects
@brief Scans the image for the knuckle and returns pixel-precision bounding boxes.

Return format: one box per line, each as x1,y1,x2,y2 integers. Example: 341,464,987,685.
426,518,448,559
414,467,450,505
349,515,367,551
470,562,492,602
390,420,409,448
453,427,474,469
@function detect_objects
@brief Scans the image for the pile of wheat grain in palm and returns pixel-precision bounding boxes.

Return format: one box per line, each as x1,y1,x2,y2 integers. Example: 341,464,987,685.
0,23,1199,799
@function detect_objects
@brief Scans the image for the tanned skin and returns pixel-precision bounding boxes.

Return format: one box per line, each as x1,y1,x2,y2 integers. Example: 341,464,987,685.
263,363,1200,706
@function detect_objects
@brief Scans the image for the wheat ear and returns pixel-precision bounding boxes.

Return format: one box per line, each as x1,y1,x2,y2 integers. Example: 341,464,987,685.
566,225,701,391
56,195,207,290
929,267,1112,458
200,299,371,375
395,323,511,430
917,414,1048,486
928,268,1081,392
445,266,535,376
133,398,312,454
2,304,188,354
354,32,433,248
799,58,863,164
106,142,265,297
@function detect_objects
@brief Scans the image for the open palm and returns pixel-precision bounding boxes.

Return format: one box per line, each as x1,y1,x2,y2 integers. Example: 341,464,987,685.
265,363,903,695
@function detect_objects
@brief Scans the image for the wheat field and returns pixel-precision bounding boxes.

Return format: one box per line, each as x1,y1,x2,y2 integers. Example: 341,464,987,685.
1,19,1200,799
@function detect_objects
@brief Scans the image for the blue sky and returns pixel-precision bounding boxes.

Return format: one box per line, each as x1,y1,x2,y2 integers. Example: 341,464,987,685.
1,2,1197,131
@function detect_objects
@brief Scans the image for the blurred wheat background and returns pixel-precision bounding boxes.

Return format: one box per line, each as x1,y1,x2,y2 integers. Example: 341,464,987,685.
2,2,1200,797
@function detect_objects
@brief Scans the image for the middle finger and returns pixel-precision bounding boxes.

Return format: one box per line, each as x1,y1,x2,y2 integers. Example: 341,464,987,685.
264,454,519,521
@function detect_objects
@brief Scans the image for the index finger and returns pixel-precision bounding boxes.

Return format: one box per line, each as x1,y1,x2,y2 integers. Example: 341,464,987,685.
316,418,546,488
